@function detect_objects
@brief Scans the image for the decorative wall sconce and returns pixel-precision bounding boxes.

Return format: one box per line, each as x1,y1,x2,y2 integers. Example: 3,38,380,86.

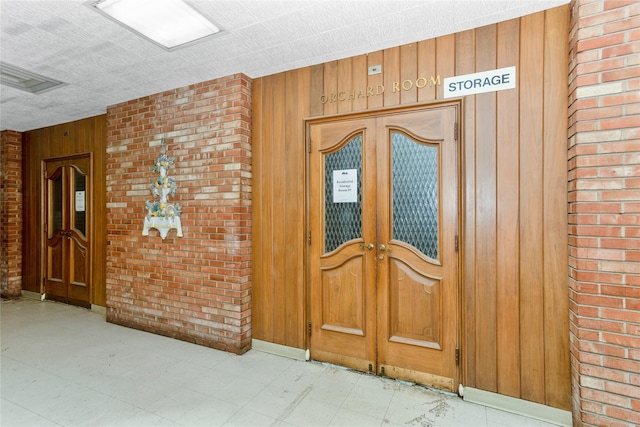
143,138,183,239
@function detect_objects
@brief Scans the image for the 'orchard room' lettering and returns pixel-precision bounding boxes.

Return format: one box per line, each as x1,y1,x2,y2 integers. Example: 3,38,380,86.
320,75,441,104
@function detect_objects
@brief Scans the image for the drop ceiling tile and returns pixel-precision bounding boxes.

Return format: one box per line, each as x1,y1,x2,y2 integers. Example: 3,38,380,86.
0,0,570,131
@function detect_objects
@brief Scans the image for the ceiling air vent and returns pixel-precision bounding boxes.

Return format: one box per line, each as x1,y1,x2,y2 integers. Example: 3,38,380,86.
0,62,65,94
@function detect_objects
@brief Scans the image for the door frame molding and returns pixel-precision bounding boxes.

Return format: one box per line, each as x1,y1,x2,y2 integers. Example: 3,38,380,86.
40,152,94,305
304,99,464,386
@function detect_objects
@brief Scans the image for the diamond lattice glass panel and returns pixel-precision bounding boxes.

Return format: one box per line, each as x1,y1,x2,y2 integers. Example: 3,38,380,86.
73,169,86,236
324,135,362,253
52,172,63,234
391,132,439,259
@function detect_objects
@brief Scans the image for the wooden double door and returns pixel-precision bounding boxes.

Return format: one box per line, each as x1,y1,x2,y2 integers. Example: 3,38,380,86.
44,155,92,308
308,105,460,391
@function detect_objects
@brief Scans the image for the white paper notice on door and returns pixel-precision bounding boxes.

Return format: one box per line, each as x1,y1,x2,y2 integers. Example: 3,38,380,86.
75,191,85,212
333,169,357,203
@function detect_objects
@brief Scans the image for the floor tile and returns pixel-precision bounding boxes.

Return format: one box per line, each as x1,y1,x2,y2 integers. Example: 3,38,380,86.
280,396,340,426
309,366,359,405
384,389,443,426
212,375,267,407
341,380,396,419
0,399,60,427
245,385,303,419
175,396,241,426
223,409,279,426
486,406,549,426
432,396,488,426
269,359,328,393
112,409,175,427
1,299,564,427
143,387,210,422
329,406,383,426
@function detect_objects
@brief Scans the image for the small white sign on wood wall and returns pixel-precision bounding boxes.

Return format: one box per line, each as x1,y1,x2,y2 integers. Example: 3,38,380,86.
443,66,516,98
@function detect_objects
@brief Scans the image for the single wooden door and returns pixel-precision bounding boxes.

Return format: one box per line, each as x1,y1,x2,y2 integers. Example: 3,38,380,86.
309,117,378,372
309,105,459,391
44,155,92,308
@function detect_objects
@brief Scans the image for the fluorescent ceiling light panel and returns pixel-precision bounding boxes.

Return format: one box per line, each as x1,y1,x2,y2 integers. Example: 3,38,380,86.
0,63,65,94
94,0,220,50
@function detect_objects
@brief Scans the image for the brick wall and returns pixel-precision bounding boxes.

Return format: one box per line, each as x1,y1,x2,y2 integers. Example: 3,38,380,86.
0,130,23,299
568,1,640,425
105,74,252,354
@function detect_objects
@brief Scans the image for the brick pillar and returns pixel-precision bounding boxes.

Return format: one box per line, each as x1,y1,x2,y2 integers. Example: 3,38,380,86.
106,74,252,354
0,130,23,299
568,1,640,425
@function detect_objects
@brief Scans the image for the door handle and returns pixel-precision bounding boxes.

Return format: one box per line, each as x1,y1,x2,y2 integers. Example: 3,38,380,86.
359,243,375,251
379,244,391,253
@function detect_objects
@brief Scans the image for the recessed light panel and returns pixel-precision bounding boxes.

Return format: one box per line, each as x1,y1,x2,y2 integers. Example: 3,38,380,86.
0,63,65,94
92,0,221,50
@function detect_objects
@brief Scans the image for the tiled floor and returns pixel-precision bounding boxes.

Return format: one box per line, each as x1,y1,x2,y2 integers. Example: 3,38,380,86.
2,299,558,427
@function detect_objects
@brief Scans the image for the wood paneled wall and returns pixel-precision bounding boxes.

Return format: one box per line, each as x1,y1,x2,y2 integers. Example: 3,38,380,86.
22,115,107,306
252,6,570,410
252,70,311,349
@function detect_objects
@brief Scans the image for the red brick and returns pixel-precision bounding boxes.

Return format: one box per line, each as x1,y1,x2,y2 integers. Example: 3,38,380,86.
601,332,640,348
572,270,624,284
601,165,640,178
605,381,640,400
581,387,630,408
601,142,640,156
0,130,23,299
603,0,636,11
579,6,627,27
580,340,627,358
600,115,640,129
572,202,622,213
601,308,640,323
601,237,640,249
581,413,629,427
574,225,623,237
105,74,253,355
600,91,640,107
601,40,640,58
601,284,640,298
610,408,640,426
576,153,624,167
578,317,626,333
577,33,626,51
576,57,625,74
625,227,640,238
607,356,640,376
581,365,628,383
576,293,626,308
626,251,640,262
601,189,640,201
578,1,603,17
580,248,625,261
576,105,623,121
600,214,640,225
603,15,640,33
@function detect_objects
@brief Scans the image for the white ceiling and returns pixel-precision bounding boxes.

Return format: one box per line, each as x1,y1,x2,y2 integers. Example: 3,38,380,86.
1,0,569,132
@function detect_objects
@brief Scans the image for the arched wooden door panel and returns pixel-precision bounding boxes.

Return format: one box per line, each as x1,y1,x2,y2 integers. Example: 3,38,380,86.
309,118,378,372
44,155,92,308
308,105,460,391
